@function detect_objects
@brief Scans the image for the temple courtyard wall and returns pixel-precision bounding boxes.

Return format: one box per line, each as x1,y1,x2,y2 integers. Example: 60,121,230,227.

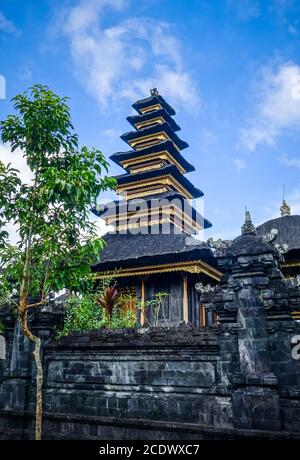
0,312,300,440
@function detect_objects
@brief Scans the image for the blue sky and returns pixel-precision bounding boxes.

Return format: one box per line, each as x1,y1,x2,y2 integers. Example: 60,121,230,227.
0,0,300,240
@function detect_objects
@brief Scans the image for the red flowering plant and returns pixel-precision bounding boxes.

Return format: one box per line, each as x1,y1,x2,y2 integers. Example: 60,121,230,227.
97,285,120,320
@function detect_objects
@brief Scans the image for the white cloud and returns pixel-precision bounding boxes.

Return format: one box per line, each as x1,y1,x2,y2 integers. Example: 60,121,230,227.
199,129,217,151
240,62,300,150
0,12,19,34
234,158,247,172
226,0,260,21
0,143,32,183
101,128,120,143
120,64,200,110
288,189,300,215
0,144,33,244
281,154,300,170
56,0,199,110
288,24,298,36
17,68,33,81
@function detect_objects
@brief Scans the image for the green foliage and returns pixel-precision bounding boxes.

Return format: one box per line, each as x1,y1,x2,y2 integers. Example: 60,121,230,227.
53,286,170,339
137,291,169,327
109,304,136,329
0,245,22,307
0,84,117,304
56,284,137,339
0,162,21,249
56,292,106,339
0,321,4,334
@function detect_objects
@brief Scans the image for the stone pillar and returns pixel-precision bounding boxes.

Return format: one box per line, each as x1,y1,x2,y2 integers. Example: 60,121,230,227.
236,283,275,381
0,304,64,413
232,281,280,431
216,210,282,431
0,318,32,412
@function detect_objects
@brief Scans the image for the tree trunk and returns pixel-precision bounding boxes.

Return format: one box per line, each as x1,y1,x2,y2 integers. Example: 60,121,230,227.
19,308,43,440
33,337,43,440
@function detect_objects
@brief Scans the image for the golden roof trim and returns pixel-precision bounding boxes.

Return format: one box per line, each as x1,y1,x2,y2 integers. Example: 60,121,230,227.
122,150,187,174
140,104,162,114
105,205,201,230
282,261,300,268
94,259,223,281
128,131,180,151
135,116,165,130
117,175,193,199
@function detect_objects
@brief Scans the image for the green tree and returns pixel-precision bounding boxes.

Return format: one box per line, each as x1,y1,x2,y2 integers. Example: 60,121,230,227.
0,84,116,440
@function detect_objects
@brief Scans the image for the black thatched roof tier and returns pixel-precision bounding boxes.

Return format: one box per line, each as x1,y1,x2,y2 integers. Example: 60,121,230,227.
93,191,212,230
257,215,300,252
121,122,188,151
127,108,180,132
132,94,176,116
115,164,204,199
110,141,195,173
92,232,217,272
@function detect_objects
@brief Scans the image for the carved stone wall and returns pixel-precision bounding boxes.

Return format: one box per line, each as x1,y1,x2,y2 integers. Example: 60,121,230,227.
0,313,299,439
0,221,300,439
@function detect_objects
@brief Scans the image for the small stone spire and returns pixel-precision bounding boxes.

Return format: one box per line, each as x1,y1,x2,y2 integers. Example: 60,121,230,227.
241,207,256,235
280,199,291,217
150,88,159,96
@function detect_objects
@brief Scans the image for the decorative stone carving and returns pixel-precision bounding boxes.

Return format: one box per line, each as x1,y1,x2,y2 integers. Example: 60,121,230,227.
195,282,215,294
259,227,289,256
207,238,232,257
274,242,289,255
286,277,297,287
261,228,279,244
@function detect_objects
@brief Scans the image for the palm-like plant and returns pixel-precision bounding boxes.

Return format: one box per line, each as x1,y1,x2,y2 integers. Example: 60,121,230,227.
97,285,120,318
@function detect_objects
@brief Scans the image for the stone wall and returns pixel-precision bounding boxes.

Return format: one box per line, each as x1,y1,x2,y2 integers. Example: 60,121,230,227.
1,219,300,440
0,315,299,439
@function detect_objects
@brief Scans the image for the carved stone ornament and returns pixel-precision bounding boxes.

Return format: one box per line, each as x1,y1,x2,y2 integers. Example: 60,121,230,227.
207,238,232,256
274,242,289,255
288,275,300,288
195,282,215,294
261,228,279,244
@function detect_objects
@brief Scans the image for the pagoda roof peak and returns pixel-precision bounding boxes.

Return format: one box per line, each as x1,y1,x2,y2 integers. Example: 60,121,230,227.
150,88,159,96
132,93,176,116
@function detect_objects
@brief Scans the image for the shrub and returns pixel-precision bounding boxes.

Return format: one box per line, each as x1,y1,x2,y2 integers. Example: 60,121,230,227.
56,286,137,338
56,293,105,339
109,303,136,329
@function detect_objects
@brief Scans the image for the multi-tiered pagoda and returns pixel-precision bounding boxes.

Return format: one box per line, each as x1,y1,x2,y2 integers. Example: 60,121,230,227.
92,89,221,327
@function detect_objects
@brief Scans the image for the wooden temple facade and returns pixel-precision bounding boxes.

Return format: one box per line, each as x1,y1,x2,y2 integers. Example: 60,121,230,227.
92,89,222,327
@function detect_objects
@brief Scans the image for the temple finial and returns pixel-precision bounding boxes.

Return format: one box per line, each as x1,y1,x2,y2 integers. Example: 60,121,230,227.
280,184,291,216
150,88,159,96
241,207,256,235
280,199,291,217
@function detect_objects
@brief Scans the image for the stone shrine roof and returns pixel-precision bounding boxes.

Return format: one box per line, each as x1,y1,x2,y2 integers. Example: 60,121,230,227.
257,215,300,253
227,233,276,257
